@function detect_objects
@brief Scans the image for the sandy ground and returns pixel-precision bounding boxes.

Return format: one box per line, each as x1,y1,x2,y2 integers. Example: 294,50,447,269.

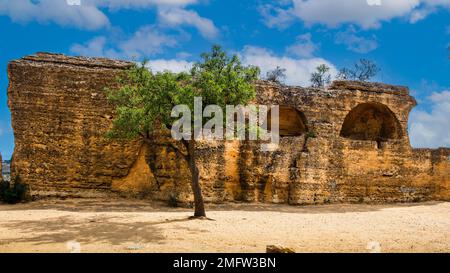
0,199,449,253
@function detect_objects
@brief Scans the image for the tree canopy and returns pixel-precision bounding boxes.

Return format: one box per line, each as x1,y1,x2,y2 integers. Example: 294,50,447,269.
106,45,260,140
105,45,260,218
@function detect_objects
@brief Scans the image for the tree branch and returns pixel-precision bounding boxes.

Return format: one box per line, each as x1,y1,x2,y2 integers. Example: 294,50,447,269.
139,133,189,162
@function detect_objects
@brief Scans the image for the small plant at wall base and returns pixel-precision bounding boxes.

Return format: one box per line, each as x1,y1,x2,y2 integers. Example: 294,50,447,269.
0,176,29,204
105,45,260,218
168,193,179,208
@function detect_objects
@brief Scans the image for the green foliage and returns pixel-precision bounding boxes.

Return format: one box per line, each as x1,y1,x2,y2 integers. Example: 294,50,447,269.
305,131,317,139
105,45,260,140
310,64,331,88
168,193,179,208
105,65,193,140
0,176,28,204
190,45,260,108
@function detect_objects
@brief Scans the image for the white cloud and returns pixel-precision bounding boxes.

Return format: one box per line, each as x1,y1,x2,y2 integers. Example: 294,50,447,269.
118,26,179,58
335,27,378,53
146,59,193,73
409,90,450,148
258,3,296,29
286,33,319,58
70,36,194,74
263,0,450,29
409,6,435,23
0,0,110,30
70,26,180,59
0,0,217,39
157,7,219,39
241,46,338,87
70,36,116,57
92,0,199,9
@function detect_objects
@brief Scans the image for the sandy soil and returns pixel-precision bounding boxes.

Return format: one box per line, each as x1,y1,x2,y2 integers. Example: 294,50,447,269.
0,199,449,253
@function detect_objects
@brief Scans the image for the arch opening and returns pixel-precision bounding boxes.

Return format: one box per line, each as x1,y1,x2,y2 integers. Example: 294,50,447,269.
268,106,308,137
340,102,402,142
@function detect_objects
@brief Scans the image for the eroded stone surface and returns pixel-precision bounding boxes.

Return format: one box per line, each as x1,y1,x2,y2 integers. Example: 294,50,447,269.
7,53,450,204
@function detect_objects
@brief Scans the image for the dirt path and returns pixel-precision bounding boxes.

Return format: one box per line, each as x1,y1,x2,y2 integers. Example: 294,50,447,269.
0,199,449,253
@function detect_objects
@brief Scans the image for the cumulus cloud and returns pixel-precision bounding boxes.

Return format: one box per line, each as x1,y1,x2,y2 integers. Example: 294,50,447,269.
70,36,114,57
408,6,435,23
118,26,179,58
241,46,338,87
157,7,219,39
409,90,450,148
146,59,193,73
261,0,450,29
286,33,319,58
335,27,378,53
0,0,218,38
70,26,180,59
92,0,199,9
0,0,110,30
258,3,296,29
70,29,195,73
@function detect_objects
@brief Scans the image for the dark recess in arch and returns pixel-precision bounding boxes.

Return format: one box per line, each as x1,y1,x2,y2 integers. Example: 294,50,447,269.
268,106,308,137
340,102,402,144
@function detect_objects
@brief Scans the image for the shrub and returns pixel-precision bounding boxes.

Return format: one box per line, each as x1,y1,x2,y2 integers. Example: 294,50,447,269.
0,176,29,204
305,131,317,139
168,193,179,208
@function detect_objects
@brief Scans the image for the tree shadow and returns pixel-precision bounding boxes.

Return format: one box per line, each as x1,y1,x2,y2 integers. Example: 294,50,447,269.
0,198,192,213
0,198,446,215
0,215,195,246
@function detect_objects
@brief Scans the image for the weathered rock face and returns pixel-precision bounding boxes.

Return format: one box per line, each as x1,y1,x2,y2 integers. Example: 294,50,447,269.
7,53,144,197
7,53,450,203
0,153,2,182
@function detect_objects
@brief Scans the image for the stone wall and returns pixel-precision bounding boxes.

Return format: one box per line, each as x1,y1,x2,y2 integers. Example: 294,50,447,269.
7,53,450,203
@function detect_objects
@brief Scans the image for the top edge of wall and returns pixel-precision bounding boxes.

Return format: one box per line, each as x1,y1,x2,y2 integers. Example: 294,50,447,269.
12,52,134,70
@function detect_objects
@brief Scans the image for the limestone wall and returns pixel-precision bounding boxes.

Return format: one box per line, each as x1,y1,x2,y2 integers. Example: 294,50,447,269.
7,53,450,203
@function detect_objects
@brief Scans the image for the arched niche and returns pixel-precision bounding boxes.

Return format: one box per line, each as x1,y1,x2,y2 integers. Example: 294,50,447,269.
340,102,402,142
268,106,308,136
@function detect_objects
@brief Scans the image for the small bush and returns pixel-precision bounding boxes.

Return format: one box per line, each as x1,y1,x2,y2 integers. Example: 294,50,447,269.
305,131,317,139
0,176,28,204
168,193,179,208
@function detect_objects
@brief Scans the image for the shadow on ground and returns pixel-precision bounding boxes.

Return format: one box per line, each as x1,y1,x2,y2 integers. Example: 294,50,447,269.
0,198,446,215
0,215,196,246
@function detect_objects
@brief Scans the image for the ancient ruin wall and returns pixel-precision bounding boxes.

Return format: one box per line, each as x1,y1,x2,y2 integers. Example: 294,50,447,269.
7,53,145,197
7,53,450,203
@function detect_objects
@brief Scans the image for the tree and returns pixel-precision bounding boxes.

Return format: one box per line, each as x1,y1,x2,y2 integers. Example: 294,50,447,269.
105,45,260,218
310,64,331,88
266,66,286,83
337,59,379,81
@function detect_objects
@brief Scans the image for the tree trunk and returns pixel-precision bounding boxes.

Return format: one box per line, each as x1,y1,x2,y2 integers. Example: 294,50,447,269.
185,140,206,217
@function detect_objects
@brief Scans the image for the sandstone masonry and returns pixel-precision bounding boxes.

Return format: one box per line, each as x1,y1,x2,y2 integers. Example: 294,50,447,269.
7,53,450,204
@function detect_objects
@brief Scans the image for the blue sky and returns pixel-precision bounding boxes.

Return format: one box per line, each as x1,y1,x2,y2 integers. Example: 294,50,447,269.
0,0,449,160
